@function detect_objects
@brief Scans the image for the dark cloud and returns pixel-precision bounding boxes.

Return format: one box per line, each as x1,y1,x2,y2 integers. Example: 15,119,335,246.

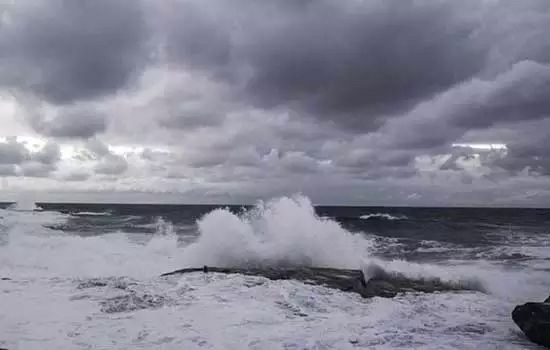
29,108,107,139
387,61,550,151
0,164,17,176
64,172,91,182
0,0,150,104
495,131,550,176
0,138,29,165
20,162,56,178
160,0,487,130
158,109,225,130
94,154,128,175
30,142,61,165
1,0,550,205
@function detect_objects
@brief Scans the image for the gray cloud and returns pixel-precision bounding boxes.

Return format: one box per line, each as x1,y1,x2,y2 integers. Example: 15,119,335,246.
1,0,550,205
94,154,128,175
387,60,550,151
85,138,111,159
64,172,92,182
0,0,150,104
20,162,56,178
0,164,17,176
30,142,61,165
29,107,107,139
160,0,487,130
0,138,29,165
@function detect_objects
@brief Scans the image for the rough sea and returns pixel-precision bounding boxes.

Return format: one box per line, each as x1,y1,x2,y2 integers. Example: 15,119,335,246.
1,195,549,349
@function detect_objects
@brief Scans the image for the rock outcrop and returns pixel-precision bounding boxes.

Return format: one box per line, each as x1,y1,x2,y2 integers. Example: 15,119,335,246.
161,266,484,299
512,299,550,349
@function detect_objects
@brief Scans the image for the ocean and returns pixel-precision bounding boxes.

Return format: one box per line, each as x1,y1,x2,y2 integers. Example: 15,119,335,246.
1,195,549,349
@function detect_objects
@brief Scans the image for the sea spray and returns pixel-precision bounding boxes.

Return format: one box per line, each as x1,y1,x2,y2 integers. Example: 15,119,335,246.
178,195,373,268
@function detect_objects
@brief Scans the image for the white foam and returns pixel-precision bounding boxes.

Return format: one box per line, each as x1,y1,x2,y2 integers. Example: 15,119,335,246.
72,211,112,216
177,195,373,268
6,198,43,211
1,196,548,349
0,209,179,279
360,213,408,220
0,272,537,349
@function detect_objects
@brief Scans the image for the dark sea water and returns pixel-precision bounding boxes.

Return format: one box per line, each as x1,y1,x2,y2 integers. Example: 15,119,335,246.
1,196,549,349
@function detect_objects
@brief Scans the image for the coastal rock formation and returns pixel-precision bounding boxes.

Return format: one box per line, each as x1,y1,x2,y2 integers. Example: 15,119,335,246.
512,299,550,349
161,266,484,299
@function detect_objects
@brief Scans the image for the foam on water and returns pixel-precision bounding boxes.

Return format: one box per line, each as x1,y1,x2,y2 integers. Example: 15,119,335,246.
360,213,408,220
72,211,112,216
0,208,179,279
1,197,548,349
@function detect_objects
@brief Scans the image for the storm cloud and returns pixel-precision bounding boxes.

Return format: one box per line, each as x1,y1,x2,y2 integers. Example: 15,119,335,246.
0,0,150,104
0,0,549,205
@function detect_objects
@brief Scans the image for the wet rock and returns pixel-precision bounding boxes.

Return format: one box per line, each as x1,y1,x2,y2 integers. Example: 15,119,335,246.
512,301,550,349
161,266,483,299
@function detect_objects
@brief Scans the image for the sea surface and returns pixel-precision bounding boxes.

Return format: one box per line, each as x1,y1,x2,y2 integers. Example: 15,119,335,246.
1,195,549,349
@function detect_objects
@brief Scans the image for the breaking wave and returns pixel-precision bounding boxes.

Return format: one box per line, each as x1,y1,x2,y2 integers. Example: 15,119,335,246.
175,195,534,299
7,201,43,212
178,195,373,269
359,213,408,220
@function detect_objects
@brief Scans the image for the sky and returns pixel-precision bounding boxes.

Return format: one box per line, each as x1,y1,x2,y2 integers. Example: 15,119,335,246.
0,0,549,206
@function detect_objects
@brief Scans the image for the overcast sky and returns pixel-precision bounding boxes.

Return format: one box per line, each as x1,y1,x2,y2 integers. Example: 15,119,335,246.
0,0,549,206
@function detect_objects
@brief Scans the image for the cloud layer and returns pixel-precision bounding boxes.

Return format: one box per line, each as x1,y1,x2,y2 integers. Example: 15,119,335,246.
0,0,549,205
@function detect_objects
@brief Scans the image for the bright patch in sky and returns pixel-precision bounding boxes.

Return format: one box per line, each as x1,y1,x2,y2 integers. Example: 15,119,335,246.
452,143,507,150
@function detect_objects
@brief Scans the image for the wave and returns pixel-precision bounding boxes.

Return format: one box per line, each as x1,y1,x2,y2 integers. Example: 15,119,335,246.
2,194,548,303
359,213,407,220
361,259,486,293
178,195,373,269
72,211,112,217
6,201,43,212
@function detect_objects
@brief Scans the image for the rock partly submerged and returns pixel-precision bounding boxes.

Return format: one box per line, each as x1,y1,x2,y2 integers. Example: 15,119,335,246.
512,297,550,349
161,265,485,299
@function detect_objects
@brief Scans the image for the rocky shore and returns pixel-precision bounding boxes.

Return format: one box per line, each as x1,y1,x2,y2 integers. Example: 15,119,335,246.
161,265,485,299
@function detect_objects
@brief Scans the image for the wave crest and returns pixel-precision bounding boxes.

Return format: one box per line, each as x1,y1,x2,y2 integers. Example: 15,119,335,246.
178,195,373,269
360,213,407,220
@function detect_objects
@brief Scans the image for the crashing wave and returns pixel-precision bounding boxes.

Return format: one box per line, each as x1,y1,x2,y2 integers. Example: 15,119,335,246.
177,195,372,269
7,201,43,212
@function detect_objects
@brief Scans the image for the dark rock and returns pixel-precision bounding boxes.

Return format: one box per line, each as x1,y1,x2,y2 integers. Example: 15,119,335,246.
512,302,550,348
1,277,11,281
161,266,484,299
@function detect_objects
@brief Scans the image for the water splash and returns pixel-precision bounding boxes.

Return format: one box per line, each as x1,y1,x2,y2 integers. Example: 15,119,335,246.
7,200,42,211
178,195,373,268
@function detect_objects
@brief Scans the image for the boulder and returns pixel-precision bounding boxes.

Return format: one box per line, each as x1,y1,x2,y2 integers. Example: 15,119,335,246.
161,266,483,299
512,301,550,348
